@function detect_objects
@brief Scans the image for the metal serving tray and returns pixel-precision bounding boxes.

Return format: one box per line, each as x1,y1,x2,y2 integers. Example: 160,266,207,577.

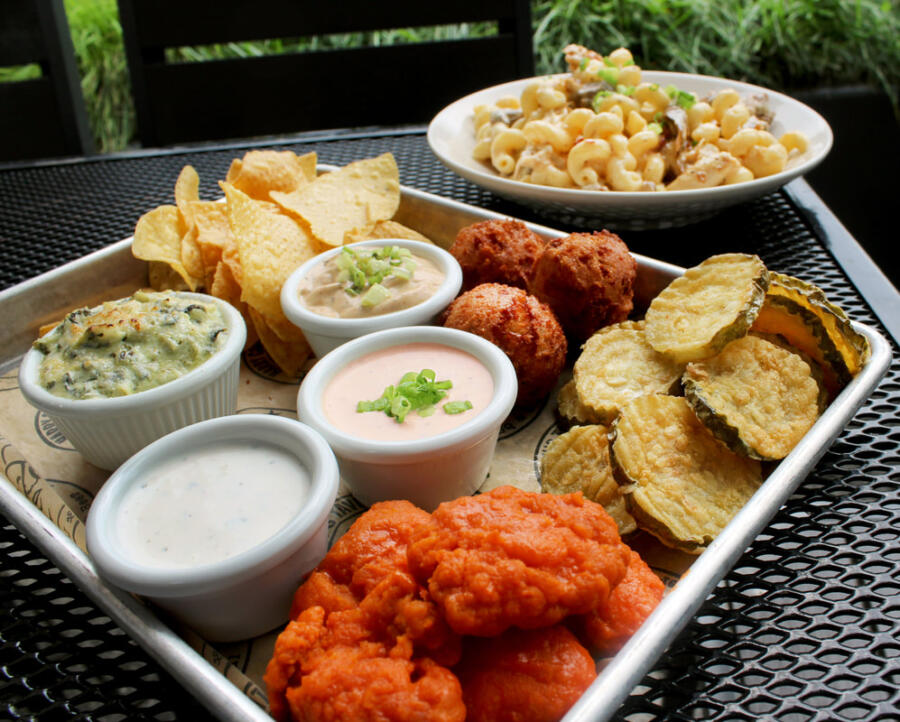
0,183,891,722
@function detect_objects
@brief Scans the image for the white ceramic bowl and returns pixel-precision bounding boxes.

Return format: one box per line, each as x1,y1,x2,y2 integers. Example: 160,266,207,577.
428,71,833,229
18,292,247,470
297,326,517,511
86,414,339,642
280,239,463,358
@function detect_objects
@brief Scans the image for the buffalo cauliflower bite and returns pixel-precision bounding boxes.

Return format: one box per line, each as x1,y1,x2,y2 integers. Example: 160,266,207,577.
455,625,597,722
576,549,665,655
408,485,631,636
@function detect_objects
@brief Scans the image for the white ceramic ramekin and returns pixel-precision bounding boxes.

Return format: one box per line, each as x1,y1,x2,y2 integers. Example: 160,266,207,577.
85,414,339,642
18,292,246,470
296,325,517,511
280,239,463,358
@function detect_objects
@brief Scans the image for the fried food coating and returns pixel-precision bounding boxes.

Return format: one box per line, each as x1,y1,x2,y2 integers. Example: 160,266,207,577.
408,485,630,636
455,625,597,722
270,502,465,722
289,649,465,722
318,500,433,597
441,283,566,406
266,606,465,722
529,231,637,342
449,219,545,291
578,549,665,655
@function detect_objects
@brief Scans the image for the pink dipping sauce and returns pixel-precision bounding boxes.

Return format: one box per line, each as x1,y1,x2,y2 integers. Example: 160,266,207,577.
322,343,494,442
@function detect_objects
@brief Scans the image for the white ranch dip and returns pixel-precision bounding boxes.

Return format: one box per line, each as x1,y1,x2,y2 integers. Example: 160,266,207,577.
116,442,309,569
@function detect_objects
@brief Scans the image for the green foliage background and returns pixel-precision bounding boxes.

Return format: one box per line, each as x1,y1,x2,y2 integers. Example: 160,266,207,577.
3,0,897,152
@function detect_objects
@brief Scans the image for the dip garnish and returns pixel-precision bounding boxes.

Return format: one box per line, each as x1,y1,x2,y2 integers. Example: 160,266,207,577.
337,245,416,308
356,369,473,423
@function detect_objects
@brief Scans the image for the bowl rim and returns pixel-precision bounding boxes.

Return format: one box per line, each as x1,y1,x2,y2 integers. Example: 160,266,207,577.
427,69,834,206
18,291,247,416
280,239,463,336
297,325,517,462
85,414,339,597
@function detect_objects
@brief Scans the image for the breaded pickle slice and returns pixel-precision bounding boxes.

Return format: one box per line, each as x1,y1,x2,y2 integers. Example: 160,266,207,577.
753,272,869,385
540,425,636,536
573,321,684,424
751,293,849,396
556,379,605,426
611,395,762,553
683,335,821,461
645,253,769,363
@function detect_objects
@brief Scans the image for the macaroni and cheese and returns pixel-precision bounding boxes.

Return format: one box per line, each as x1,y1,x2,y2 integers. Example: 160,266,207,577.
472,44,809,192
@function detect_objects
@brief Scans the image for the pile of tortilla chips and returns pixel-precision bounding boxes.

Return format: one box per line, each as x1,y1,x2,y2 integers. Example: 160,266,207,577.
132,150,430,376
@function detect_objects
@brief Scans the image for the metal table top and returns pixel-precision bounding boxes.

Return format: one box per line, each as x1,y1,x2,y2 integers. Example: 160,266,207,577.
1,128,898,721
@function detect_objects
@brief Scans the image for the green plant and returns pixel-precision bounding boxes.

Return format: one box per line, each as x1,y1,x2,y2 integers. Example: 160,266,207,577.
531,0,899,108
64,0,134,152
57,0,899,152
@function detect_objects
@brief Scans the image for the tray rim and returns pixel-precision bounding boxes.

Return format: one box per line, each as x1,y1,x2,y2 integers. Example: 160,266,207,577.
0,181,891,722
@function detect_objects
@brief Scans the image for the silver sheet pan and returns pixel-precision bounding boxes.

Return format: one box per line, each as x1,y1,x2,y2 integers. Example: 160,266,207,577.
0,182,891,722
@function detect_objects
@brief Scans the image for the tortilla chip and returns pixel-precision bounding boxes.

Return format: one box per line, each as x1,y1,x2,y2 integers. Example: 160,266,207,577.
226,150,317,201
210,261,258,350
222,182,317,323
248,306,311,378
345,219,434,245
148,260,191,292
132,205,200,290
190,200,232,287
271,153,400,247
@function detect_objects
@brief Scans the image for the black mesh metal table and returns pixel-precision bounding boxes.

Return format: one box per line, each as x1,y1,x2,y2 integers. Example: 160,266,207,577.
2,128,898,721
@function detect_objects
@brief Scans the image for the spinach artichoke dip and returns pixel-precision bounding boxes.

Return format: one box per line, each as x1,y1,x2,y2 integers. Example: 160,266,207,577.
34,290,228,400
298,245,445,318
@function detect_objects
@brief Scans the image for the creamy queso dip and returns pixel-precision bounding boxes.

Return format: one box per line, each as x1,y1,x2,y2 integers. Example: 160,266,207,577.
116,442,308,569
298,247,444,318
323,343,494,442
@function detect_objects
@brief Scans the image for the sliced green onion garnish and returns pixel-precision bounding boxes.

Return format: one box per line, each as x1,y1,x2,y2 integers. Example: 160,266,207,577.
356,369,471,424
647,122,663,134
336,245,418,305
597,68,619,85
361,283,390,308
443,400,473,415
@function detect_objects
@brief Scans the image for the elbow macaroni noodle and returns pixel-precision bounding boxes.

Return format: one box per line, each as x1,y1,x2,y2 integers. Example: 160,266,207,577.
472,45,810,192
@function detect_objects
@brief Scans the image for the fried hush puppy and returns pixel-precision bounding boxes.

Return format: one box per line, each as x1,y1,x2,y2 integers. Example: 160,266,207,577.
441,283,566,406
529,230,637,342
449,219,545,291
455,625,597,722
407,485,630,636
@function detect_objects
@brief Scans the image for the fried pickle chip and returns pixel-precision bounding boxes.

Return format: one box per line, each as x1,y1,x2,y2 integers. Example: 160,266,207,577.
611,395,762,553
573,321,684,424
248,306,311,378
556,379,605,426
271,153,400,247
645,253,769,363
754,272,870,385
225,149,317,201
132,205,200,290
344,218,434,245
222,182,317,324
540,425,636,536
683,334,820,461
